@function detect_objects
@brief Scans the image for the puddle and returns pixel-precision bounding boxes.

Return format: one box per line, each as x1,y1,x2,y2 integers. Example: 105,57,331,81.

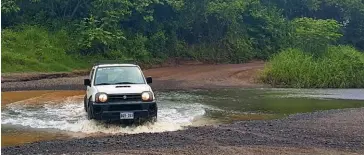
192,88,364,115
1,124,72,147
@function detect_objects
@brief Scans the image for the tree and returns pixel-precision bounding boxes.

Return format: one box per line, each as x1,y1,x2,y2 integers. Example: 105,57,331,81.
291,17,343,54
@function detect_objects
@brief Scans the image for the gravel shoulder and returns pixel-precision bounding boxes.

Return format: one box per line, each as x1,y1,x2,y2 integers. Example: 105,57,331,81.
1,61,364,154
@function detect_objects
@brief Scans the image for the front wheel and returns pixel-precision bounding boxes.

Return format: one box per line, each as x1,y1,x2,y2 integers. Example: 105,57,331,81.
87,99,94,120
148,115,157,123
84,95,87,112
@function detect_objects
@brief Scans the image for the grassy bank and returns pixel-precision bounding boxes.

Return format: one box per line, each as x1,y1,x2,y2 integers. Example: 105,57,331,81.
260,46,364,88
1,26,93,73
0,25,253,73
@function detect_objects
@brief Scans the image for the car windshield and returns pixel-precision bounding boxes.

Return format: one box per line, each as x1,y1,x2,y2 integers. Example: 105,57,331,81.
94,66,145,85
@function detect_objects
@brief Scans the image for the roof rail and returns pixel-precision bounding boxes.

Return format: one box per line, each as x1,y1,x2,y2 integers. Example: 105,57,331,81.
93,60,138,66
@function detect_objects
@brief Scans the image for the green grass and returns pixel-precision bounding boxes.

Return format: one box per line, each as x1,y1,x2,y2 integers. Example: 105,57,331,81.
260,46,364,88
1,25,91,73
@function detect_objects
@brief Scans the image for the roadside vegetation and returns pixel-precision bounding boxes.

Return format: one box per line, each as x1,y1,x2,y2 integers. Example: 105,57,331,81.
260,17,364,88
2,26,91,72
260,46,364,88
2,0,364,88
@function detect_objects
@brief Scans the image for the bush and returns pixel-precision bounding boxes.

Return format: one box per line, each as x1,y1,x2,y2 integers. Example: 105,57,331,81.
1,25,89,72
291,17,343,54
260,46,364,88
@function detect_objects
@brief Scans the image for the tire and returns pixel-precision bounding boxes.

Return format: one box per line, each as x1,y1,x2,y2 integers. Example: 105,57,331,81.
84,95,88,112
152,116,157,122
148,115,157,123
87,98,94,120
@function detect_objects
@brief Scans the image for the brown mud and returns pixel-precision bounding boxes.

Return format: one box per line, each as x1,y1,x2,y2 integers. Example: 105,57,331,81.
1,61,267,92
1,128,71,147
1,70,89,83
1,90,84,106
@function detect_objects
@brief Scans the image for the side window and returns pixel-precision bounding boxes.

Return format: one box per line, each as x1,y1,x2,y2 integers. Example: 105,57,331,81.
90,69,95,81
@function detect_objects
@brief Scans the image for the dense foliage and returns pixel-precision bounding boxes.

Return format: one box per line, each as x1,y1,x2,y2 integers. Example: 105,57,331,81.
2,26,90,72
2,0,364,76
260,46,364,88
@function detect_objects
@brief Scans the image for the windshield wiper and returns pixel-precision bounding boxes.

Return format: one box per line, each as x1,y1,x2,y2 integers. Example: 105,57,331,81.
113,82,138,84
96,83,113,85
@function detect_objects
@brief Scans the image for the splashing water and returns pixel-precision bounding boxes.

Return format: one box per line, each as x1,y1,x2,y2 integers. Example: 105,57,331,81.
1,93,212,134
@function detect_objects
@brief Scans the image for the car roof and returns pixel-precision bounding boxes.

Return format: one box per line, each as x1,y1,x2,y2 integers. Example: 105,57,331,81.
94,64,139,68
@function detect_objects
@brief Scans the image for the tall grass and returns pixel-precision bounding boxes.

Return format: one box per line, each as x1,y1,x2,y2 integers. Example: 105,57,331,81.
260,46,364,88
1,25,90,72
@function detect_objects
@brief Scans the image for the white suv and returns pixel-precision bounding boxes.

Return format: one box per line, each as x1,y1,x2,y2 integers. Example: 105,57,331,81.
83,63,157,123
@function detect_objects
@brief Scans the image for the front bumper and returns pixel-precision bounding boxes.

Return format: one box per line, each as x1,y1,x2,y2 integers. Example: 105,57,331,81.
91,101,157,121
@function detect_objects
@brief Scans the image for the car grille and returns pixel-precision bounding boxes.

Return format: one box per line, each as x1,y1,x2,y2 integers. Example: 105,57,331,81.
108,94,142,102
109,104,143,111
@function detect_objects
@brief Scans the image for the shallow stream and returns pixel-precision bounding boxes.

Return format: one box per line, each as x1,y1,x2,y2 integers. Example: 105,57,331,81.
2,88,364,147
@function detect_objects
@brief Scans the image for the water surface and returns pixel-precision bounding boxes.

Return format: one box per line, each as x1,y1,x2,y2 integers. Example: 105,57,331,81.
2,88,364,147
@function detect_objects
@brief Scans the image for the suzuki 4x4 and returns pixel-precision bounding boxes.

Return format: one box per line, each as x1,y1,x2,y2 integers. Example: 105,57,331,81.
83,63,157,123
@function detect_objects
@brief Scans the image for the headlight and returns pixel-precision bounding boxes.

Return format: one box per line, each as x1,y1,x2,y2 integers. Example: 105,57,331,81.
96,93,108,103
141,92,153,101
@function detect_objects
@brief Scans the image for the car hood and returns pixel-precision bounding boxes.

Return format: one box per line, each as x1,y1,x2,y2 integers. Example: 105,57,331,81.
95,84,152,94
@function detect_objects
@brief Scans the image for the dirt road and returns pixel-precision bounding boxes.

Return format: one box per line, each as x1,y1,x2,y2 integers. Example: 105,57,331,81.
1,61,267,91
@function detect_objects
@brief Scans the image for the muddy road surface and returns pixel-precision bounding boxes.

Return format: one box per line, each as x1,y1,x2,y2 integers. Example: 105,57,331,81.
2,61,364,155
1,61,266,91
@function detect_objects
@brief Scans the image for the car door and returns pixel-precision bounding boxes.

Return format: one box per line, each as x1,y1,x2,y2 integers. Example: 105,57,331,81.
87,68,95,99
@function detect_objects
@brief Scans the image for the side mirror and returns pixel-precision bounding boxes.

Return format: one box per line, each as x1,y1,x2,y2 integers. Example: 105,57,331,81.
84,79,91,86
146,77,152,84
